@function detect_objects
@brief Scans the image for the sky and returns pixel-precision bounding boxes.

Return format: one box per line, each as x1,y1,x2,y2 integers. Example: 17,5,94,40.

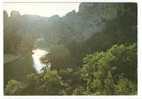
3,2,80,17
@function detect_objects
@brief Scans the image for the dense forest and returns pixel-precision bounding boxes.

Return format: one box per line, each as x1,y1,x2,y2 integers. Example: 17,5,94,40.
4,3,137,95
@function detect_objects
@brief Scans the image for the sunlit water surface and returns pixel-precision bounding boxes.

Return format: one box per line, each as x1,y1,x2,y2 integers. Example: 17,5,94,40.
32,49,50,73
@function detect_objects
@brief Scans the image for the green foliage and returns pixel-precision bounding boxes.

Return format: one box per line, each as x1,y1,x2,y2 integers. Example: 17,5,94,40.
5,70,64,95
5,80,23,95
49,44,71,69
114,77,137,95
80,43,137,95
39,70,64,95
58,68,82,95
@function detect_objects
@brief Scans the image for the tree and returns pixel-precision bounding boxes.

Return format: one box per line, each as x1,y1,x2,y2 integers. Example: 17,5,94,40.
5,69,65,95
5,80,24,95
49,44,71,69
114,77,137,95
80,43,137,95
4,10,22,54
57,68,82,95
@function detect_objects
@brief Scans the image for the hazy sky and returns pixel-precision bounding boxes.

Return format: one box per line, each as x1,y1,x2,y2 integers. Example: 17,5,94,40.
3,3,80,17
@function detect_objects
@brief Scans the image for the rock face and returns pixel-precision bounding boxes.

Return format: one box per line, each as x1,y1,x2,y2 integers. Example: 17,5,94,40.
4,3,137,54
42,3,123,43
16,3,121,46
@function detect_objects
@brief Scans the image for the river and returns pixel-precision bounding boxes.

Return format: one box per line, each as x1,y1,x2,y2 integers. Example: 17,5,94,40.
32,48,51,73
